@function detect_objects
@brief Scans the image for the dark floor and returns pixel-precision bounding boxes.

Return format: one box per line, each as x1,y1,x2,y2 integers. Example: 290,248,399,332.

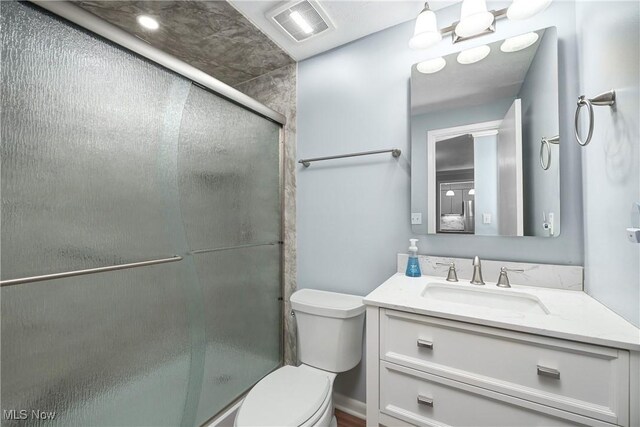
335,409,366,427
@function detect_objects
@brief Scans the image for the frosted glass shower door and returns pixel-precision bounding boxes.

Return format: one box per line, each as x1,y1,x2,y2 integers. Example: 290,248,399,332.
1,3,194,425
177,85,282,425
1,3,282,426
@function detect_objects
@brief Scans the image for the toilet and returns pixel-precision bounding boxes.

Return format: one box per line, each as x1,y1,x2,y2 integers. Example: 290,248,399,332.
234,288,365,427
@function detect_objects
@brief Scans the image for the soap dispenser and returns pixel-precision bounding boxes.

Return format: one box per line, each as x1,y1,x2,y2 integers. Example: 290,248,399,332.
406,239,422,277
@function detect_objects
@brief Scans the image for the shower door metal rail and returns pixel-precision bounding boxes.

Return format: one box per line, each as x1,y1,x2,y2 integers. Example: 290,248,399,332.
0,255,183,287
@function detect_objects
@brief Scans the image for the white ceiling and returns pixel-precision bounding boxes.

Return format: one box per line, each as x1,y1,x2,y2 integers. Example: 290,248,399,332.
228,0,461,61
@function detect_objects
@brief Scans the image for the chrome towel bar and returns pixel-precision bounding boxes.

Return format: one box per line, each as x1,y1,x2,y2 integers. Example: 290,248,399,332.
0,255,183,287
298,148,401,167
574,90,616,146
539,134,559,170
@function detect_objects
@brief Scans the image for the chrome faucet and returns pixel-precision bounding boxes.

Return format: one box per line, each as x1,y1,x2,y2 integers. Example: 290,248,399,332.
470,256,485,285
436,261,458,282
496,267,524,288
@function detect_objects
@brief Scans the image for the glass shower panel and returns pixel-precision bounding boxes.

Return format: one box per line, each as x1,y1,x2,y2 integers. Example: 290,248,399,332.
178,85,281,250
193,244,281,425
1,2,283,426
1,262,192,427
0,2,191,280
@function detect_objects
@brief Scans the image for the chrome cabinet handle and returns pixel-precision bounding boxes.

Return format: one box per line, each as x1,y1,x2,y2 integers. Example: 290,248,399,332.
417,339,433,349
417,395,434,407
537,365,560,380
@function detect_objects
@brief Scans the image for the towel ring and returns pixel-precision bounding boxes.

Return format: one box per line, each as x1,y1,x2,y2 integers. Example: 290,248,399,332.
540,135,560,170
574,90,616,146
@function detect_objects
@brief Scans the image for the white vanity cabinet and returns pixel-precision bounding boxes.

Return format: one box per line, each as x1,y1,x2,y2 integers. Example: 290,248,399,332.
366,307,637,427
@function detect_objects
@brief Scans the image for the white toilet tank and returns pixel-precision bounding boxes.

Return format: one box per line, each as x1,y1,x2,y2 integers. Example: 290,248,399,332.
290,289,365,373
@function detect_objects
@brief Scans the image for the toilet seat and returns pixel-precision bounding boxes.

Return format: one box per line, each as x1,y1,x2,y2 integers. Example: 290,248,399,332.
235,365,333,427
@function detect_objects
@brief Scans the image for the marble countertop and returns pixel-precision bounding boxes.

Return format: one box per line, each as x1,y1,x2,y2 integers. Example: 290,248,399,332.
364,273,640,351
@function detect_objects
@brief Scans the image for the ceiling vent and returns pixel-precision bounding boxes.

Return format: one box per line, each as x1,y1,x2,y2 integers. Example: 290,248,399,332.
268,0,335,43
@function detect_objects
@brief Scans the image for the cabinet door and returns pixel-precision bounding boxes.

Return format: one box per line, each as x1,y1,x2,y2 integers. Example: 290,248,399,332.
380,361,615,427
381,310,629,425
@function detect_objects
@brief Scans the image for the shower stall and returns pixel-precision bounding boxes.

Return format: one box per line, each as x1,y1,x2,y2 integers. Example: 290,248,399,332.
1,2,284,426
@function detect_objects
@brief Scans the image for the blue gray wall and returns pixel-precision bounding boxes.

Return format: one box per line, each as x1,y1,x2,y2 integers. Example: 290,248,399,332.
576,1,640,327
474,135,499,235
296,1,622,402
518,28,561,236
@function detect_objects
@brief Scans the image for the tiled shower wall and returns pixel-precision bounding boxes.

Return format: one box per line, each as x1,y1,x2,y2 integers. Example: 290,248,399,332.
236,64,298,365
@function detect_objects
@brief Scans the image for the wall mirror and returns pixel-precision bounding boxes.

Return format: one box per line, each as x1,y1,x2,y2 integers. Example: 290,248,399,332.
410,27,560,237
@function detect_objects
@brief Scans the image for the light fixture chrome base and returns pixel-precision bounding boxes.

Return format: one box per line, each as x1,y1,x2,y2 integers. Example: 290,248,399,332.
437,8,507,45
451,16,496,44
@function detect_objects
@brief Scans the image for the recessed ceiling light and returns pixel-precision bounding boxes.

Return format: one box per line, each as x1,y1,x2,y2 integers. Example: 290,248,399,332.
457,45,491,64
501,32,539,52
137,15,159,30
290,11,313,34
417,57,446,74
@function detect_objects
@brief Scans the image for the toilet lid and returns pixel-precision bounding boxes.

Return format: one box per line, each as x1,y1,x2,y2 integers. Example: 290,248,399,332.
235,366,330,427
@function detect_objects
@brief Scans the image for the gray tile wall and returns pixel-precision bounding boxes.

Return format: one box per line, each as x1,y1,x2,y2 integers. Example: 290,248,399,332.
74,0,294,86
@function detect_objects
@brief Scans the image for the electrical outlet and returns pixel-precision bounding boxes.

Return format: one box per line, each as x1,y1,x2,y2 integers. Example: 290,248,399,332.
411,212,422,225
483,213,492,224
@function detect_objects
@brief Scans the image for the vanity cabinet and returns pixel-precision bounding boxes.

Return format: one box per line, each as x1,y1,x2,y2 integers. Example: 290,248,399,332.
366,308,634,427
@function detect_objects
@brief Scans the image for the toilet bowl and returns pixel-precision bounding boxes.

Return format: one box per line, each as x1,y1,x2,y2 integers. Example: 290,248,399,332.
234,289,365,427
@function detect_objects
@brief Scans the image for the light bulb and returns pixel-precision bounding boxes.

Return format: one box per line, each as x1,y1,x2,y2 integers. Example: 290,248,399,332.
455,0,494,38
507,0,552,20
137,15,159,30
290,11,313,34
417,57,446,74
501,32,539,52
409,4,442,49
457,45,491,65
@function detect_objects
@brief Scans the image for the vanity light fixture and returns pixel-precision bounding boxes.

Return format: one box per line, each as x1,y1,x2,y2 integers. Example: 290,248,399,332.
417,57,446,74
455,0,495,38
457,45,491,65
409,0,552,50
409,3,442,49
500,32,539,52
136,15,159,30
507,0,553,20
446,189,455,196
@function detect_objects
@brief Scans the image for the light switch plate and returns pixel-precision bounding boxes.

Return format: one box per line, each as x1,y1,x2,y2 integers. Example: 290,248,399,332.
411,212,422,225
483,213,492,224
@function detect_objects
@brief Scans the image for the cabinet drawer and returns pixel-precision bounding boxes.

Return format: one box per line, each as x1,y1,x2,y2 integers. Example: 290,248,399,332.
380,361,616,427
380,309,629,425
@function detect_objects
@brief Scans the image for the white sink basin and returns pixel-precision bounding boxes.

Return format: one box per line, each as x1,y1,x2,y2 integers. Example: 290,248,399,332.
421,283,550,315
